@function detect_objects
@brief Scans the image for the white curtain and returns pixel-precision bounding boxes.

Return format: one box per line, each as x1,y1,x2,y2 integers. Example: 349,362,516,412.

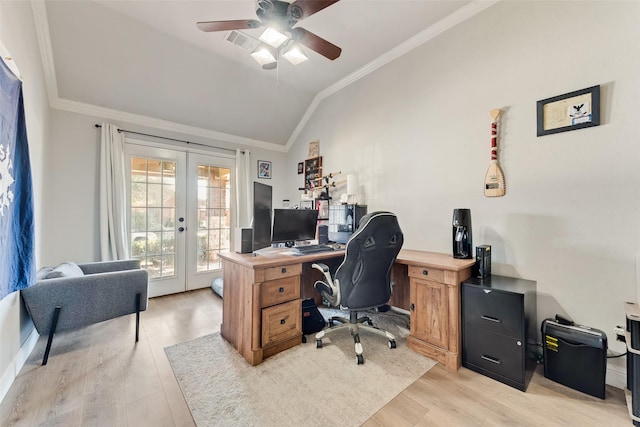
99,123,129,260
235,149,252,227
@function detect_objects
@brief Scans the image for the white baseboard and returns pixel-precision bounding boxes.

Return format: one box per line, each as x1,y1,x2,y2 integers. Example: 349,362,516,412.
0,328,39,404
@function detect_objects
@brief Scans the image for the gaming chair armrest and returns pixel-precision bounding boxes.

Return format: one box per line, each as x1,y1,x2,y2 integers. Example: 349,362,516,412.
312,263,340,307
311,263,333,287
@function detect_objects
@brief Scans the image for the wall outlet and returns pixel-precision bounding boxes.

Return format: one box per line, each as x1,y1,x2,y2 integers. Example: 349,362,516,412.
614,326,625,340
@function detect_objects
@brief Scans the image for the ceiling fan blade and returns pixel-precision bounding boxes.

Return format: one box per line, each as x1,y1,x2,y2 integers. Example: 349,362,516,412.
288,0,340,20
196,20,262,32
291,27,341,60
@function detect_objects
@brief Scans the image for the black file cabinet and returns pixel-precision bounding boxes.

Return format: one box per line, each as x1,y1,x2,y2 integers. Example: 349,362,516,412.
462,275,537,391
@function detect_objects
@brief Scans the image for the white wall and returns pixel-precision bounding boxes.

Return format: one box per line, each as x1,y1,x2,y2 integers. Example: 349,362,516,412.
41,109,289,266
286,1,640,386
0,1,50,402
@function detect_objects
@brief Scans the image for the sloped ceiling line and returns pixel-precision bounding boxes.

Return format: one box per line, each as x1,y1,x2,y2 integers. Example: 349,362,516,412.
30,0,498,154
284,0,499,150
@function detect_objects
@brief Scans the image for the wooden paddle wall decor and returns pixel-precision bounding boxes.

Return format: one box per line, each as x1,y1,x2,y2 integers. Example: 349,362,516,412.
484,109,505,197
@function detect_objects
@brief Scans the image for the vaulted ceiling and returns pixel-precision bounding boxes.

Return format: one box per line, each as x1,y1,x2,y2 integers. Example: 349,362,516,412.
35,1,496,151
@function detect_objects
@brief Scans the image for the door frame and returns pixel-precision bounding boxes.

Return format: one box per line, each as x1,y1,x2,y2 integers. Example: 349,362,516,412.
125,138,236,297
186,152,236,291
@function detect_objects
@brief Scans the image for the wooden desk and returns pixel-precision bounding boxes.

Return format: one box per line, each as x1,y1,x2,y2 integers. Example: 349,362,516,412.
218,248,474,369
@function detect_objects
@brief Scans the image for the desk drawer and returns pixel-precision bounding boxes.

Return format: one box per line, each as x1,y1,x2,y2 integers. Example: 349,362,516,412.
462,284,523,338
263,264,302,281
262,299,302,348
408,265,445,283
261,276,300,308
463,323,524,385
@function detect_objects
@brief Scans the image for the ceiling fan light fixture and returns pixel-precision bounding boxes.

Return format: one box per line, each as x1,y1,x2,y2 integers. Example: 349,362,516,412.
282,43,309,65
259,27,289,48
250,45,277,66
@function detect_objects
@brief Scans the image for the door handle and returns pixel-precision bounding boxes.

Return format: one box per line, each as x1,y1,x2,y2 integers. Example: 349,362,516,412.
178,227,185,232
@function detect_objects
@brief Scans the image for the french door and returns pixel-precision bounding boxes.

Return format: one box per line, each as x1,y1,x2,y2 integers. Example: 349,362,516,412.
126,143,234,297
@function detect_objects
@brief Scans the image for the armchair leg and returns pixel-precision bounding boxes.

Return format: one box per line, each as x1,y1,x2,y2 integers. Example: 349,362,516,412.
42,306,61,365
135,293,141,343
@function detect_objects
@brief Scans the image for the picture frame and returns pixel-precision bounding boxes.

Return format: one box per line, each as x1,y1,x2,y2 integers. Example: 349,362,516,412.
297,162,303,174
308,140,319,158
304,156,322,190
315,199,329,220
536,85,600,137
257,160,271,179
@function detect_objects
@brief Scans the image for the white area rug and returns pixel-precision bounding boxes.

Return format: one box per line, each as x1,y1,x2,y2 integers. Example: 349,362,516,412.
165,310,436,427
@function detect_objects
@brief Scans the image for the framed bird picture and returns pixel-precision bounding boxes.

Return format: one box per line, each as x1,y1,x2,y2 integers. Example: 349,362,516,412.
537,85,600,136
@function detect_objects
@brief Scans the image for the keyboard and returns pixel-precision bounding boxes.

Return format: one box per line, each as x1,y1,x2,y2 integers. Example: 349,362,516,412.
291,244,335,255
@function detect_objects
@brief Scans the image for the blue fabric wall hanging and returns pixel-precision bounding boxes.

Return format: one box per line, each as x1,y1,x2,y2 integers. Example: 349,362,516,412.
0,57,35,300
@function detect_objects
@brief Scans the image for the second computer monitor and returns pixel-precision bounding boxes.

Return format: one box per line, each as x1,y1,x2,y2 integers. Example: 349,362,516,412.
272,209,319,246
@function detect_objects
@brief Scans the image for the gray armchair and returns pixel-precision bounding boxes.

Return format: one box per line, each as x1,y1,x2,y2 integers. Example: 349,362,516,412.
21,260,149,365
313,211,404,364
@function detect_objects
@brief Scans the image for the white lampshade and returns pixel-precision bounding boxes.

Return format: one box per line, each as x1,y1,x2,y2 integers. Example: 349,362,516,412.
250,46,277,66
259,27,289,48
282,43,308,65
347,174,358,196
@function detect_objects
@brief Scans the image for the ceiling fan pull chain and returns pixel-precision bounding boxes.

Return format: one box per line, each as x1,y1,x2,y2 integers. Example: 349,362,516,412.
276,49,280,87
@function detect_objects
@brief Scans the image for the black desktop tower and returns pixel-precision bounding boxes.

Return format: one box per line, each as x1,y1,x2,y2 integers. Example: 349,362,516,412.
234,227,253,253
317,225,329,245
542,319,607,399
328,204,367,243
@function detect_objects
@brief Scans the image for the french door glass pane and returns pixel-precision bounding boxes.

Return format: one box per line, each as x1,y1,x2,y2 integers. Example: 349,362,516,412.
130,157,177,279
196,165,231,272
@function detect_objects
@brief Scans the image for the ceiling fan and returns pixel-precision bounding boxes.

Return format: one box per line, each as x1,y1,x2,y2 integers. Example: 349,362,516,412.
197,0,342,67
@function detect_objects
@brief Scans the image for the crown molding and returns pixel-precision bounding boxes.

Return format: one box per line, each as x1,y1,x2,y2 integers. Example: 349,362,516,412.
31,0,58,103
53,98,287,152
29,0,285,152
31,0,498,154
284,0,500,150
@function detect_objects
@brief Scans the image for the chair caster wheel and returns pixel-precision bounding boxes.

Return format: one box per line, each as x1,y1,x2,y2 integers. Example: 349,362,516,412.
388,340,397,349
316,340,323,349
367,320,373,326
356,354,364,364
302,335,307,343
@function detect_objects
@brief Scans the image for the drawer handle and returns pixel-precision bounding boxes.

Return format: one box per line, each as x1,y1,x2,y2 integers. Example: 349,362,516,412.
422,269,429,276
481,355,502,365
278,287,285,293
280,319,286,325
481,315,501,323
281,268,287,273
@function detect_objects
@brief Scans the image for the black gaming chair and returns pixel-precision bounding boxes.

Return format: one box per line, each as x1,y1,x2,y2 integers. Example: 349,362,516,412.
312,211,404,364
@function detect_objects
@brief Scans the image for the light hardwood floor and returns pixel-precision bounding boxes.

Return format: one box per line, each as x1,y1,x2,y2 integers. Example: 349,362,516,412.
0,288,632,426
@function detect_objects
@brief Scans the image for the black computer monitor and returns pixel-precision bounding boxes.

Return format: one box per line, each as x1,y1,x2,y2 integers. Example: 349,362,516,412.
252,182,272,251
272,209,319,246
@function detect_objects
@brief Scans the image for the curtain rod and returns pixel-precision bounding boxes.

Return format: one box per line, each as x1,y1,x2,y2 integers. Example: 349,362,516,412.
94,124,242,154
